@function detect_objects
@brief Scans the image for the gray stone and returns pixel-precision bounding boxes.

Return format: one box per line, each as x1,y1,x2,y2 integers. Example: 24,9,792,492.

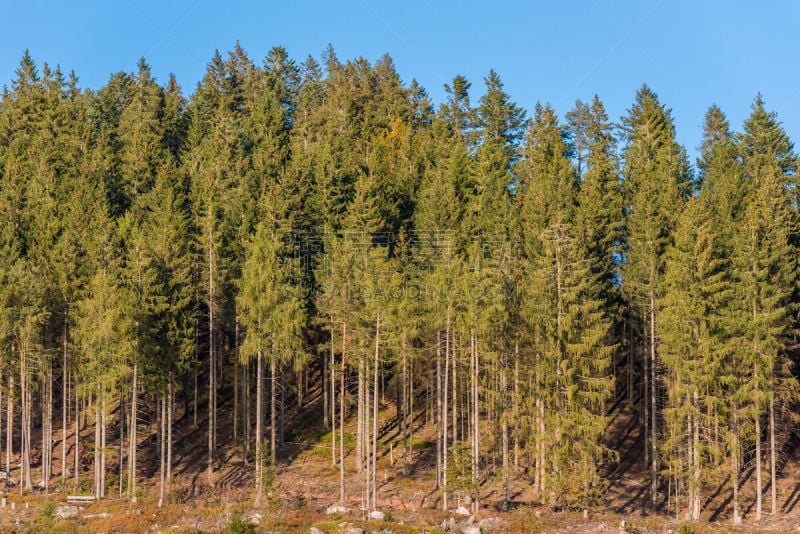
368,510,385,521
454,505,470,516
54,505,79,520
478,517,497,531
458,527,481,534
249,513,263,525
327,504,352,515
310,528,326,534
343,528,364,534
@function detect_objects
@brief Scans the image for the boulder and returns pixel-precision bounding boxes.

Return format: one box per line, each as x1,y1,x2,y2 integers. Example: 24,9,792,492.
458,527,481,534
326,504,352,515
310,528,326,534
478,517,497,531
368,510,385,521
454,505,470,516
249,513,263,525
54,505,79,520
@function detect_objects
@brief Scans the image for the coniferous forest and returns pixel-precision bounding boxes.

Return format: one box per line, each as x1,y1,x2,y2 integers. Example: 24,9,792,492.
0,44,798,528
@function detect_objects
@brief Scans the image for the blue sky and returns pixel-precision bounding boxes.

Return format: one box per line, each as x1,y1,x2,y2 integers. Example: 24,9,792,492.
2,1,798,163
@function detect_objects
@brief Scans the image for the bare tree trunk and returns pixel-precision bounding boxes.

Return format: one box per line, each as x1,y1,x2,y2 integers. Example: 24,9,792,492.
692,390,700,520
331,327,336,466
119,397,125,497
372,313,379,509
401,347,408,476
270,357,277,467
472,331,479,513
339,321,346,505
167,381,173,497
732,403,741,526
357,352,364,475
243,360,249,466
443,317,450,511
755,406,762,521
5,374,11,489
363,351,370,511
208,236,216,479
101,395,107,498
501,358,509,513
255,350,263,505
649,295,657,509
158,394,166,507
129,363,138,503
95,394,101,498
769,394,776,516
435,330,441,490
62,306,68,482
74,382,79,485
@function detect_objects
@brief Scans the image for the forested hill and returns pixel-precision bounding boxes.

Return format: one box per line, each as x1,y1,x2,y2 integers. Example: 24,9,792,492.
0,44,798,527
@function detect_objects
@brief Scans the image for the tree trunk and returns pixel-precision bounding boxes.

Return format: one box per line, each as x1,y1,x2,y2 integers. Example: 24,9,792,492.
119,397,125,497
208,234,216,479
5,374,11,490
649,295,657,509
62,307,68,482
472,331,479,513
270,357,277,467
435,330,441,490
372,312,379,509
129,363,138,503
339,320,346,505
755,406,762,521
167,381,173,497
255,350,263,505
732,403,741,526
331,327,336,466
158,394,166,507
769,394,776,516
401,348,408,476
95,394,101,498
443,320,450,511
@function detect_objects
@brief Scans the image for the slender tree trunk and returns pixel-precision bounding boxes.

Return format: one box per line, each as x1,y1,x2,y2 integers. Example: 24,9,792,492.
755,404,762,521
208,234,216,479
270,357,277,467
732,402,741,526
443,316,450,511
649,295,657,509
435,330,441,490
769,394,776,516
255,350,263,505
357,352,364,474
339,320,346,505
167,381,173,497
62,306,68,482
472,331,479,513
129,363,138,503
158,394,166,507
692,390,700,520
501,358,509,513
101,395,107,498
331,327,336,466
74,382,79,485
372,313,379,509
119,397,125,497
95,395,101,498
401,348,408,476
5,374,11,490
363,351,370,511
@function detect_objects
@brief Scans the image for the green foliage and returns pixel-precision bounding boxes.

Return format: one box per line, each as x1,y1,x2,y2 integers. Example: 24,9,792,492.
227,509,253,534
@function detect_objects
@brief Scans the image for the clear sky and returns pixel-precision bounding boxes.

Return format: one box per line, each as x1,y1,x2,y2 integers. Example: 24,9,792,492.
2,1,798,164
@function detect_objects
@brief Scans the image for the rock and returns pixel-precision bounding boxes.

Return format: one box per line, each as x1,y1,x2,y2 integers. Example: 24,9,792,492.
465,515,475,525
534,510,542,518
458,527,481,534
327,504,352,515
440,519,450,532
454,505,470,516
249,513,262,525
343,528,364,534
310,528,326,534
54,505,79,520
369,510,385,521
84,513,112,519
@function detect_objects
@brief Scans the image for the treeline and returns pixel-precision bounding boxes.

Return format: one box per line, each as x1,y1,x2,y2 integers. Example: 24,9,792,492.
0,44,798,523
